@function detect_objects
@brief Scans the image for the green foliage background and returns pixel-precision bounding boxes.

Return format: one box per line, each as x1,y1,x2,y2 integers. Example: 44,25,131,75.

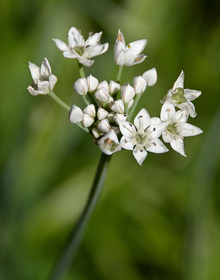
1,0,220,279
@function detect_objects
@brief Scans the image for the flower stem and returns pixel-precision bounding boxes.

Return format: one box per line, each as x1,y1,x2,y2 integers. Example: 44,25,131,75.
116,66,123,83
78,62,86,78
49,153,112,280
49,91,89,133
49,92,71,111
127,93,142,121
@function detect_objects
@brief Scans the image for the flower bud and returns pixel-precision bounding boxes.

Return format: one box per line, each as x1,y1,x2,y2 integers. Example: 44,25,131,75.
82,114,94,127
133,76,146,94
92,128,102,138
98,119,111,133
74,78,88,95
142,68,157,86
111,99,124,114
69,105,84,123
87,75,99,92
109,80,120,94
95,88,111,103
97,81,109,91
83,104,96,117
127,99,134,109
98,130,121,155
97,108,109,120
121,83,135,103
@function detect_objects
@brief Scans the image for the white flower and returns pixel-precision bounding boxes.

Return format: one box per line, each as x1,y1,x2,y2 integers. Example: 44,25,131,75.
142,68,157,86
97,108,109,120
161,71,202,118
111,99,125,114
27,58,57,95
82,114,94,127
119,109,168,165
53,27,109,67
69,105,84,123
74,78,88,95
121,83,135,103
160,102,203,156
98,129,121,155
133,76,147,94
114,30,147,66
95,87,111,103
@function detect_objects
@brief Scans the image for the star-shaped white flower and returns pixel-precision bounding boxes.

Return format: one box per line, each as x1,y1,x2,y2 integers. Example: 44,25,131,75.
114,30,147,66
53,27,109,67
27,58,57,95
161,71,202,117
119,109,168,165
160,102,203,156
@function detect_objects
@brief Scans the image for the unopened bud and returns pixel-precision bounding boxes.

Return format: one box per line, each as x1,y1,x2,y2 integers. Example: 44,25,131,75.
82,114,94,127
97,108,109,120
69,105,84,123
109,80,120,94
83,104,96,117
98,119,111,133
142,68,157,86
87,75,99,92
95,88,111,103
133,76,147,94
74,78,88,95
121,83,135,103
111,99,124,114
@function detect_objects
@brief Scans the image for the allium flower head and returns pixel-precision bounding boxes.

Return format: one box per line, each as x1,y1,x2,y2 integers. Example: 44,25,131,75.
161,71,202,117
27,58,57,95
114,30,147,66
53,27,109,67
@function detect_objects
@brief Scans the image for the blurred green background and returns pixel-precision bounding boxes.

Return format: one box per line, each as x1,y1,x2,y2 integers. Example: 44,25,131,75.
1,0,220,279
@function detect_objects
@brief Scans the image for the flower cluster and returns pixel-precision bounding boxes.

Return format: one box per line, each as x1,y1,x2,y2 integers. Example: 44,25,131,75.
27,27,202,165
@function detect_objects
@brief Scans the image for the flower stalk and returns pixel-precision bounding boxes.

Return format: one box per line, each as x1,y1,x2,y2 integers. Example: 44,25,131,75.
49,153,112,280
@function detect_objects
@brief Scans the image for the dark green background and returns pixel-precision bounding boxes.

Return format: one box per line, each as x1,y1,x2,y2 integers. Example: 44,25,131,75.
1,0,220,279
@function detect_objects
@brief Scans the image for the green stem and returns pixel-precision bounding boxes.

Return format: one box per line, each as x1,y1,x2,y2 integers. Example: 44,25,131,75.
49,92,71,111
127,93,142,122
49,153,112,280
116,66,123,83
49,92,89,133
78,62,86,78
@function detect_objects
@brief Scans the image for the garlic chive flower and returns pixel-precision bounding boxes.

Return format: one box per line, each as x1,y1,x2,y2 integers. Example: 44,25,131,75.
114,29,147,66
142,68,157,87
119,109,168,165
160,102,203,156
98,130,121,155
27,58,57,95
161,71,202,118
53,27,109,67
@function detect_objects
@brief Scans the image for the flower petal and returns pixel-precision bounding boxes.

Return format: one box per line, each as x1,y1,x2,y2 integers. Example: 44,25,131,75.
133,145,147,166
41,58,51,77
173,71,184,90
120,136,135,150
178,101,196,118
145,139,169,154
28,62,40,80
170,138,186,157
131,54,147,65
49,74,57,91
178,123,203,137
63,51,79,59
98,129,121,155
134,108,151,133
147,117,167,140
172,110,188,124
53,39,70,52
84,43,109,58
184,89,202,101
69,105,84,123
128,39,147,56
119,121,136,138
68,27,84,48
85,32,102,46
142,68,157,86
160,102,175,122
79,58,94,67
